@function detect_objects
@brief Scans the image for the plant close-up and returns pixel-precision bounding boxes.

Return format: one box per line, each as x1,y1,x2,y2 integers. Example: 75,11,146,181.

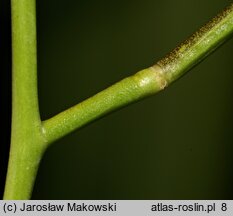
1,0,233,200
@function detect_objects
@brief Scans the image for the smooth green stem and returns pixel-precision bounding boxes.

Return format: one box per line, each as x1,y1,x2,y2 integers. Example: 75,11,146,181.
43,3,233,145
3,0,46,199
3,2,233,200
157,3,233,84
43,67,165,144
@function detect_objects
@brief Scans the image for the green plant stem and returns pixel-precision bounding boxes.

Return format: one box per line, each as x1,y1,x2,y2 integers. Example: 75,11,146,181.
43,3,233,145
3,2,233,200
3,0,46,199
43,67,165,144
157,3,233,84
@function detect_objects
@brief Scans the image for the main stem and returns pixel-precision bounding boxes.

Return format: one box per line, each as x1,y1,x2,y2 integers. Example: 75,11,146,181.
3,0,46,199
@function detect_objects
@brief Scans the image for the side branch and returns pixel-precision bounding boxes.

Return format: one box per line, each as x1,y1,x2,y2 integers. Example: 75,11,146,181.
43,3,233,146
42,67,165,144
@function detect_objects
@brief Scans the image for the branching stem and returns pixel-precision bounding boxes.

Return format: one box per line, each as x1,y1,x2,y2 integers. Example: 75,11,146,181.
3,1,233,199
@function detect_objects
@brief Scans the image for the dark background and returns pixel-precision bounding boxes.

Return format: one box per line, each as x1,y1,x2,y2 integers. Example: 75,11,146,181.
1,0,233,199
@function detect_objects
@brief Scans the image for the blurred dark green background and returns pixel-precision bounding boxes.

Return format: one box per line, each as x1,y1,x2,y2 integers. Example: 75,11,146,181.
9,0,233,199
